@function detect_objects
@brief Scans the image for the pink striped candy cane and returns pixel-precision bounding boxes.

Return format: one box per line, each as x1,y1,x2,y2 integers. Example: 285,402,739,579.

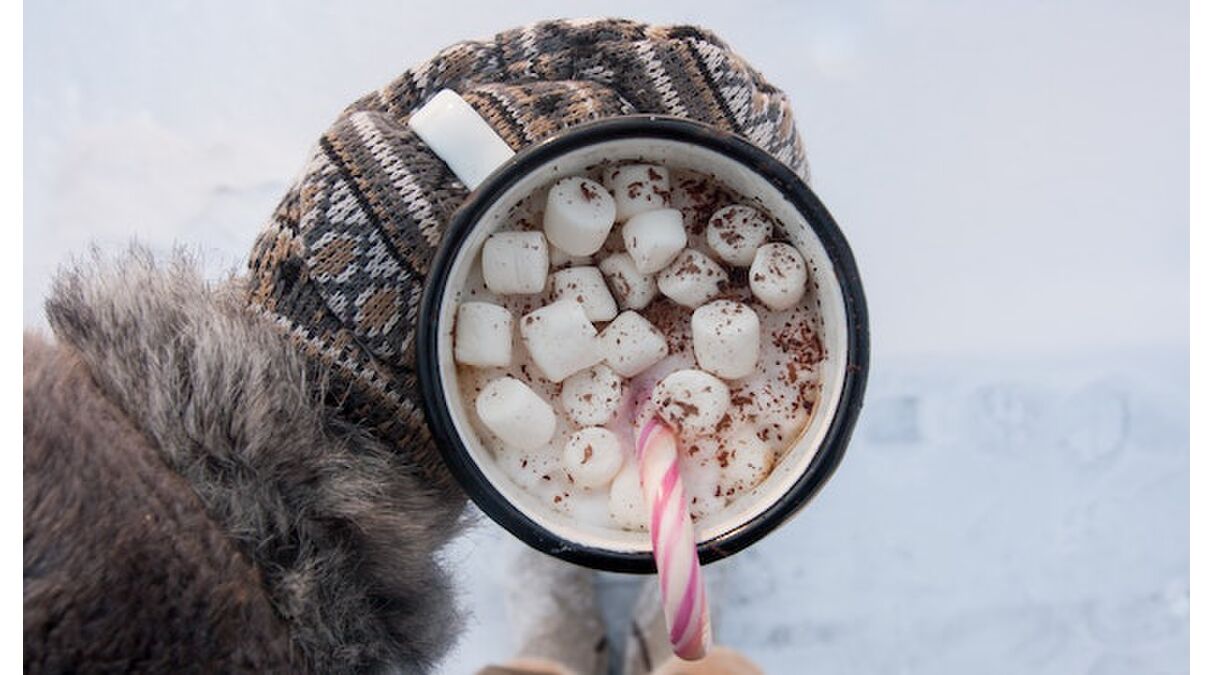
635,417,712,660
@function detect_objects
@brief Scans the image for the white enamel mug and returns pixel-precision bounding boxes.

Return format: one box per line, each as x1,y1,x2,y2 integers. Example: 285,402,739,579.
412,90,869,572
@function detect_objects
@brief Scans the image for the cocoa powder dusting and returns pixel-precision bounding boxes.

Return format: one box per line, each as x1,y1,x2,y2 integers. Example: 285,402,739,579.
715,413,733,434
720,229,744,246
458,164,823,526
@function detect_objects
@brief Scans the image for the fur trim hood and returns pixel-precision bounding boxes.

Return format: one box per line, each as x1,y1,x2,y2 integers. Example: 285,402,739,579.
45,248,467,673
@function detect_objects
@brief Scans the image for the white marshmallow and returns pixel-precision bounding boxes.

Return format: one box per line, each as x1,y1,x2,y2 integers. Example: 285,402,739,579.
599,252,657,310
519,300,602,382
482,231,549,295
653,369,730,437
604,164,670,220
609,463,647,530
550,267,618,322
657,249,727,308
598,311,669,378
680,450,726,519
543,176,617,256
669,174,721,230
720,428,775,495
622,209,687,274
548,243,592,269
562,427,625,489
705,205,773,266
560,364,624,426
475,377,557,450
691,300,761,379
498,444,563,492
454,302,513,368
749,242,808,311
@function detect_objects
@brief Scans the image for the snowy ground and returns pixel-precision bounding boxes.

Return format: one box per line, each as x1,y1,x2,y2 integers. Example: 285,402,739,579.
439,348,1188,673
25,1,1187,673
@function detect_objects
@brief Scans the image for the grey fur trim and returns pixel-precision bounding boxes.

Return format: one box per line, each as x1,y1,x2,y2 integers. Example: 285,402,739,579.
46,246,468,674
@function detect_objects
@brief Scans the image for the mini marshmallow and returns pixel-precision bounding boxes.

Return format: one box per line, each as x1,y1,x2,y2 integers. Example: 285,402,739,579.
599,253,657,310
543,176,617,256
749,242,808,311
657,249,727,308
498,444,564,492
669,175,722,230
548,243,592,269
706,205,773,267
653,369,730,437
599,311,669,378
561,364,624,426
609,463,647,530
622,209,687,274
520,300,602,382
475,376,557,450
680,450,726,519
550,267,618,322
482,231,549,295
720,428,775,495
691,300,761,379
604,164,670,220
454,302,513,368
563,427,625,489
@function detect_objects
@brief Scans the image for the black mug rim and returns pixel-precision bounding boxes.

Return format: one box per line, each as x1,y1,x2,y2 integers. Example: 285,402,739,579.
417,115,870,573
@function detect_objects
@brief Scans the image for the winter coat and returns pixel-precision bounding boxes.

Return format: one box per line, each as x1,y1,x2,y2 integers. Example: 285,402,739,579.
24,250,467,673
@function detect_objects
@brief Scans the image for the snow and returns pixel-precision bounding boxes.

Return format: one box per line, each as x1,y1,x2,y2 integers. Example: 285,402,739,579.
440,349,1188,673
25,1,1187,673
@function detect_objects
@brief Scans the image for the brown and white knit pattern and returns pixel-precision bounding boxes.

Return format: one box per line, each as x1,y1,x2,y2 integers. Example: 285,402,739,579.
247,19,810,493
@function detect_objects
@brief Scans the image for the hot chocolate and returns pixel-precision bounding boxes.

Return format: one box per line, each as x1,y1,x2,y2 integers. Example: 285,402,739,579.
451,162,825,531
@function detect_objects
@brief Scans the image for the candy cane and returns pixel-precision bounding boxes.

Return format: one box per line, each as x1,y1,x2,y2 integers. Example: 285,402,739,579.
635,417,712,660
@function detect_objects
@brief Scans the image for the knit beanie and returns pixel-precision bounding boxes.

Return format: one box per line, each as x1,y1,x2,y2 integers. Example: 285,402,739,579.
246,18,811,496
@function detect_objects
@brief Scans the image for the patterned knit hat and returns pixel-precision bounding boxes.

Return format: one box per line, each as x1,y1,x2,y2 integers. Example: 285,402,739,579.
246,19,811,495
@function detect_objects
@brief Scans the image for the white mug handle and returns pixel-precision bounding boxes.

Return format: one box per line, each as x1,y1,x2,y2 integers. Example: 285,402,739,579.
408,89,516,190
